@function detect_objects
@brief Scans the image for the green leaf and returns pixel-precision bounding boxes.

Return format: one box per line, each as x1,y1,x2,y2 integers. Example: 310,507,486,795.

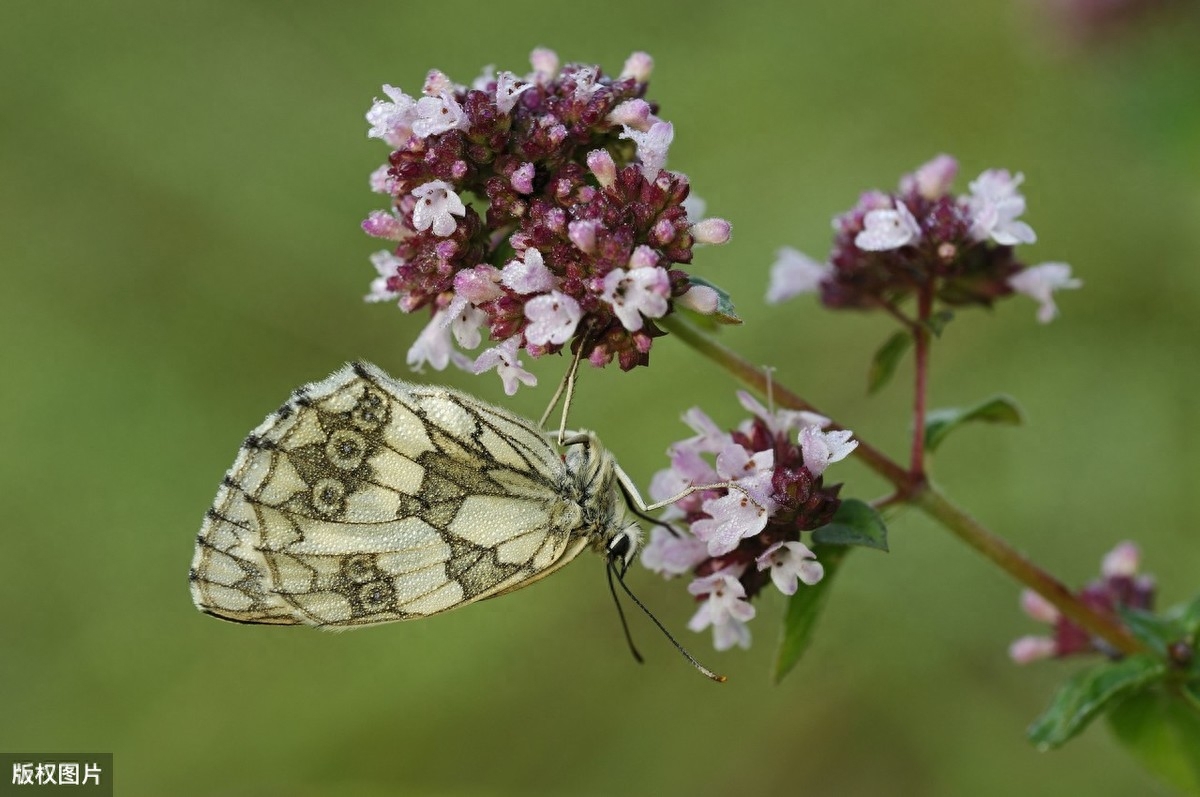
811,498,889,552
681,275,741,327
1027,654,1168,750
867,331,912,395
1166,594,1200,638
774,544,850,684
924,394,1024,453
1119,607,1185,659
924,309,954,337
1108,687,1200,795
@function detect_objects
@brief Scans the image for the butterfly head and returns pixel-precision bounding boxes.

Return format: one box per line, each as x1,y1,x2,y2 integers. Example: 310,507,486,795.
606,522,643,571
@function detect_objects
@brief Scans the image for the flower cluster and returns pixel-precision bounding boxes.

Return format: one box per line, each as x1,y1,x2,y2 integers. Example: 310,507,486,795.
1009,541,1156,664
363,49,731,393
767,154,1081,324
641,393,857,650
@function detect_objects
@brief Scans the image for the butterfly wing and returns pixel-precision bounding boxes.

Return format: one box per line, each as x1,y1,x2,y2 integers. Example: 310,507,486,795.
190,362,591,628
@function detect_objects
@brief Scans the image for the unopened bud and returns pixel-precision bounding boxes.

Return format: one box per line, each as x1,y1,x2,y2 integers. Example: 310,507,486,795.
692,217,731,245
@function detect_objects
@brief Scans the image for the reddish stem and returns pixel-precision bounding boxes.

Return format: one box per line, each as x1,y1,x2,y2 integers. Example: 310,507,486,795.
910,285,934,479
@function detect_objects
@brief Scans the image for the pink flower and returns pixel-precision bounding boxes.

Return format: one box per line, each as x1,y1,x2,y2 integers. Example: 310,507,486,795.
687,573,756,651
766,247,831,304
472,337,537,395
362,209,409,241
1009,636,1058,665
714,444,775,507
855,200,921,251
641,528,709,577
620,121,674,179
757,541,824,595
448,302,487,350
366,84,416,147
800,426,858,477
501,248,557,294
523,291,583,346
967,169,1036,245
1101,541,1140,578
412,92,468,138
364,251,402,303
736,391,830,437
692,489,770,557
369,164,397,195
494,71,531,114
453,265,504,304
900,154,959,200
1008,262,1081,323
601,266,670,331
1020,589,1061,624
620,51,654,82
528,48,559,83
407,310,472,372
410,180,466,237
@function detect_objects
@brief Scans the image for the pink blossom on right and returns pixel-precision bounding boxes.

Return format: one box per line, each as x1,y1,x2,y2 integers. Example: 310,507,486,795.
769,154,1080,323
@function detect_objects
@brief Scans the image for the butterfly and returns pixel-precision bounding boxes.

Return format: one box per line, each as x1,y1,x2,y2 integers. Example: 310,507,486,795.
188,362,725,678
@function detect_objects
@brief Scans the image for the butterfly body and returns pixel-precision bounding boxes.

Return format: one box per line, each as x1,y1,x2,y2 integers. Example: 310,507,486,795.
190,362,638,629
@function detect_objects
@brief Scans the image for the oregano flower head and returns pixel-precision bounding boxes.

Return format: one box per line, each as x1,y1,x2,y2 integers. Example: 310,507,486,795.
363,49,731,393
767,154,1080,323
641,394,855,650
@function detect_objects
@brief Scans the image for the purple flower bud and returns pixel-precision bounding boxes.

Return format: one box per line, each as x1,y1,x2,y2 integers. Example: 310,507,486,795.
607,99,652,129
567,220,597,253
651,217,677,246
587,149,617,187
511,162,535,194
529,47,559,83
362,209,409,241
691,217,731,245
620,51,654,82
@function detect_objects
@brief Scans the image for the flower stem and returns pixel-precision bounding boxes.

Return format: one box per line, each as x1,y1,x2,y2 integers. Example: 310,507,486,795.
660,314,1146,657
910,285,934,479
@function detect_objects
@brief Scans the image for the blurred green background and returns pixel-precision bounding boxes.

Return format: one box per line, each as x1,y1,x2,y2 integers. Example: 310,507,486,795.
3,1,1199,795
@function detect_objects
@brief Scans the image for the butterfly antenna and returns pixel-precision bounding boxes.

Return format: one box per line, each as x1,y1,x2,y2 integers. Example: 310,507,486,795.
612,565,727,683
606,561,645,664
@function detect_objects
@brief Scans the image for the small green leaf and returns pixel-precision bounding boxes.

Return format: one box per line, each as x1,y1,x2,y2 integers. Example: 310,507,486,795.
1108,687,1200,795
1166,594,1200,638
867,331,912,395
924,309,954,337
682,275,741,326
1119,607,1185,658
774,544,849,684
811,498,889,552
1027,654,1168,750
924,394,1024,453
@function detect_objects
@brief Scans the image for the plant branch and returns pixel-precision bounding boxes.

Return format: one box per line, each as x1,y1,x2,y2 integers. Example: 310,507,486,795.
910,285,934,479
661,313,1146,657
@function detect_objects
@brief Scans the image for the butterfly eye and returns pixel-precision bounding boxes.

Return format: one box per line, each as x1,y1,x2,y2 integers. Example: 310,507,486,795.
607,528,639,568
